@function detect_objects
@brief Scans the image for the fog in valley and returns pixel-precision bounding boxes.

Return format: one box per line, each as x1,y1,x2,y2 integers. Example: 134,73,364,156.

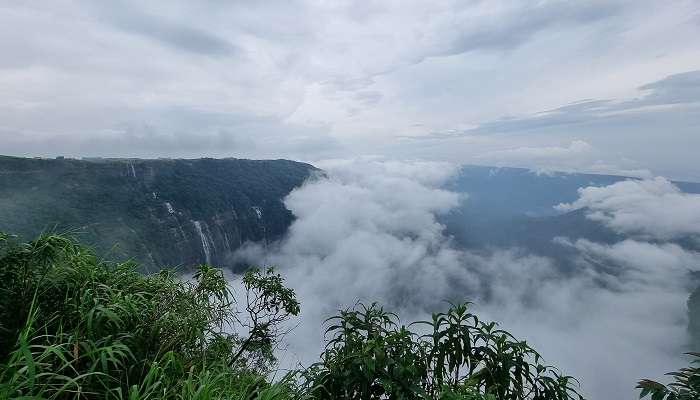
235,159,700,400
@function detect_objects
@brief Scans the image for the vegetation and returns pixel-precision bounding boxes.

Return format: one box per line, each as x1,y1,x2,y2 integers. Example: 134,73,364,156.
1,231,591,399
305,302,584,400
636,286,700,399
0,231,302,399
636,353,700,400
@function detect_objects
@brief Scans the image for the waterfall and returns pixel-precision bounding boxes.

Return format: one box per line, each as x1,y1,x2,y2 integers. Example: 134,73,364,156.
204,223,217,253
193,221,212,265
223,231,231,251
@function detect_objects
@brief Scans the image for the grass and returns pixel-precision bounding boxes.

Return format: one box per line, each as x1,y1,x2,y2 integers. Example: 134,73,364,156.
0,231,302,399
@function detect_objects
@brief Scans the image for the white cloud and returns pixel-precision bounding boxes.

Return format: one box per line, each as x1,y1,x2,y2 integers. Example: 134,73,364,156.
556,177,700,239
233,160,693,400
235,159,466,315
555,237,700,286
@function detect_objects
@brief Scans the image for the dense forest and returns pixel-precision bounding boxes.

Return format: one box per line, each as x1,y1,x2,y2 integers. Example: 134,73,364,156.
0,156,316,272
1,232,697,399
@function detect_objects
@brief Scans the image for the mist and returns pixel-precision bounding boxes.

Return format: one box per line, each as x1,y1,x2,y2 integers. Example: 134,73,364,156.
234,159,698,400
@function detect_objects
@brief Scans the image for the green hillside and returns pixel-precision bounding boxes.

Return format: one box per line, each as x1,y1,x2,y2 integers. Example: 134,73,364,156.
0,156,316,272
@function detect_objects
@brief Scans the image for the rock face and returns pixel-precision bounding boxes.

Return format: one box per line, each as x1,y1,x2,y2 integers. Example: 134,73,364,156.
689,285,700,350
0,156,317,272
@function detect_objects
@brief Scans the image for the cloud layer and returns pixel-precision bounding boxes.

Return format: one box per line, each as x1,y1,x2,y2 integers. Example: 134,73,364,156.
557,177,700,239
234,160,697,400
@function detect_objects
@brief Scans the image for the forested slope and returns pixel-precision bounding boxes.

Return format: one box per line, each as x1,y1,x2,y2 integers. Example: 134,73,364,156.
0,156,316,272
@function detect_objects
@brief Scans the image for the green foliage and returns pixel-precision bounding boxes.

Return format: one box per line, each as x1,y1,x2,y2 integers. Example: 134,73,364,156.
0,231,589,399
306,302,583,400
637,353,700,400
0,156,316,272
0,232,302,399
231,268,301,371
307,303,428,399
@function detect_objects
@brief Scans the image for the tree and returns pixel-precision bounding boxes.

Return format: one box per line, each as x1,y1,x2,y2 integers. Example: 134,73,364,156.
230,267,301,370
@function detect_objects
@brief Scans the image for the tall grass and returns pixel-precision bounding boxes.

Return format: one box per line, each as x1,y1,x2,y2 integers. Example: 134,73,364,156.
0,232,304,399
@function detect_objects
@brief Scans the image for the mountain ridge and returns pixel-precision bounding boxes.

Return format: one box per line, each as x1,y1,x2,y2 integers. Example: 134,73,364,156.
0,155,317,272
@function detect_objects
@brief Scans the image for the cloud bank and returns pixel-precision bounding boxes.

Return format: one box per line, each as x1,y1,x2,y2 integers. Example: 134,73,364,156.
234,160,696,400
557,177,700,240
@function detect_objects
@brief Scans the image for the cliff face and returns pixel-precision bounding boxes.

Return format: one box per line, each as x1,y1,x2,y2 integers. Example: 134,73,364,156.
689,285,700,350
0,156,316,272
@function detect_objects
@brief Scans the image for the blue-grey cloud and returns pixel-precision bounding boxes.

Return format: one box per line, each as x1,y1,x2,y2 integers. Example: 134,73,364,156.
636,70,700,106
92,1,236,56
437,70,700,137
444,1,620,57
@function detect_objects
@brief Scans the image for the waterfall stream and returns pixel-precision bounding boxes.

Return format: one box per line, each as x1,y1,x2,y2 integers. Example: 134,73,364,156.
192,220,212,265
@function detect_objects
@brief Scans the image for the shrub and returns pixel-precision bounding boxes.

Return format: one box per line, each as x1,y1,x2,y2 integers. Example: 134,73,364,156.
306,302,583,400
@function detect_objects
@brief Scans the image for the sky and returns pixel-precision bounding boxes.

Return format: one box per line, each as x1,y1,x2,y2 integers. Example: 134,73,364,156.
1,1,700,180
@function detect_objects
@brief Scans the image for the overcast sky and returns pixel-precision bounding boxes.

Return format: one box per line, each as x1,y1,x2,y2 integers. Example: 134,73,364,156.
1,1,699,180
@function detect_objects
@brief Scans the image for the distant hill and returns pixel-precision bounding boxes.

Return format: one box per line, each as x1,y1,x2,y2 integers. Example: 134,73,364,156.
446,165,700,217
0,156,317,272
442,165,700,256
